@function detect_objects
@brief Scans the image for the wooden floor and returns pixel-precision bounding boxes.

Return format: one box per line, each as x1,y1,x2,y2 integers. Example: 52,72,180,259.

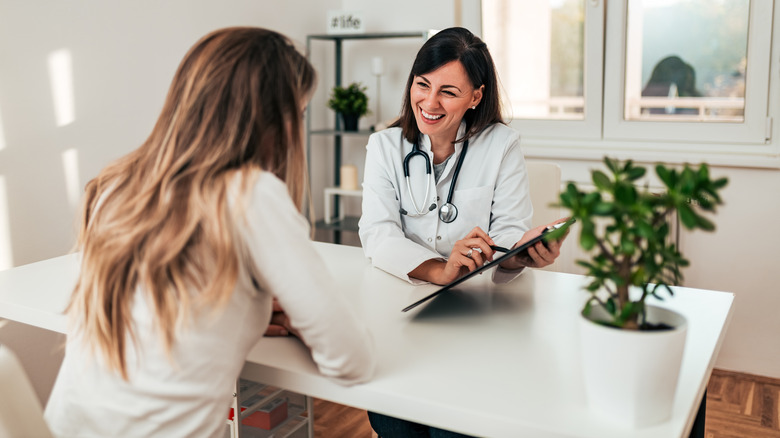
706,369,780,438
312,398,374,438
311,369,780,438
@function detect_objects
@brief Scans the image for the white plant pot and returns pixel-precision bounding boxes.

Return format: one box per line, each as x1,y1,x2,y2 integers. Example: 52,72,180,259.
579,305,688,428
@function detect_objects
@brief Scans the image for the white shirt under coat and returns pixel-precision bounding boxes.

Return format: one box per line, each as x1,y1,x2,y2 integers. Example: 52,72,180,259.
359,122,533,284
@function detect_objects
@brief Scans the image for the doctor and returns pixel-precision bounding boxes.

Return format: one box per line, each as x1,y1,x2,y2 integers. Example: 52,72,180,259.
359,27,565,287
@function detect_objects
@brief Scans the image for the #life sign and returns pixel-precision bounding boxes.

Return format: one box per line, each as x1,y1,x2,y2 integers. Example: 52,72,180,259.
327,10,365,34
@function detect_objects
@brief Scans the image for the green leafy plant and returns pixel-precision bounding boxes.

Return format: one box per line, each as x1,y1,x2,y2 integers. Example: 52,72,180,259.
327,82,369,117
550,157,728,330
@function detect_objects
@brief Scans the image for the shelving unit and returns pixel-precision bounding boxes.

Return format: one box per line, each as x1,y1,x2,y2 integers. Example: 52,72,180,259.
306,32,428,243
226,378,312,438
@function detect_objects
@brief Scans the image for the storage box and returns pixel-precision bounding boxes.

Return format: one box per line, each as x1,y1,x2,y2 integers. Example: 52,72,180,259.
227,407,245,422
242,397,288,430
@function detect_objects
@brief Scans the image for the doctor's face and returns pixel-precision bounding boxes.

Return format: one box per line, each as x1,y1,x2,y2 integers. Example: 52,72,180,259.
410,60,483,148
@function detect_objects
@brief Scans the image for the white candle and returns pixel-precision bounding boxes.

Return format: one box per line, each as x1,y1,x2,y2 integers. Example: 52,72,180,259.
371,56,384,76
340,164,359,190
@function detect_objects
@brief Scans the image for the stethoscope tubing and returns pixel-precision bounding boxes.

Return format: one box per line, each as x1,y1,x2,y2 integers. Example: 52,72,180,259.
403,141,433,215
402,139,469,222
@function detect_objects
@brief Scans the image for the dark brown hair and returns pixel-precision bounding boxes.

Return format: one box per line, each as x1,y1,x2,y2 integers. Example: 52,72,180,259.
393,27,504,144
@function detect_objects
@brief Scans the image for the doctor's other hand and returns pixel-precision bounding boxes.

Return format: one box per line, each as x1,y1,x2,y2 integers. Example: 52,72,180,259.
409,227,496,285
500,218,569,270
265,298,300,338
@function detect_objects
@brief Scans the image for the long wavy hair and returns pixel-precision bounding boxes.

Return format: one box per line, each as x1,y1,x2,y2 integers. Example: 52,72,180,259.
392,27,504,144
68,27,316,379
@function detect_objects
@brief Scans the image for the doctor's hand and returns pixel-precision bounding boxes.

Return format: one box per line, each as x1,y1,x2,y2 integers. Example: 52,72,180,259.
500,218,569,271
409,227,497,285
265,298,300,338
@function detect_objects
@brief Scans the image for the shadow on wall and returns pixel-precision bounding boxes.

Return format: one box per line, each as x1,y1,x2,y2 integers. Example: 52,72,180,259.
0,102,10,270
0,320,65,406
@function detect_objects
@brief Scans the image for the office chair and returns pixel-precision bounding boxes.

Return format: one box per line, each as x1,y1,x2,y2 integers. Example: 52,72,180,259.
0,343,54,438
525,161,563,271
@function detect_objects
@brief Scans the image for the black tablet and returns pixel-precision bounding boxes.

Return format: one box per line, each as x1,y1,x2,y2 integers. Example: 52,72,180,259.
402,221,570,312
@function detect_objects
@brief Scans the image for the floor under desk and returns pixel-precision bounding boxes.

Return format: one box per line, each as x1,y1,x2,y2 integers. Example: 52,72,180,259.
312,368,780,438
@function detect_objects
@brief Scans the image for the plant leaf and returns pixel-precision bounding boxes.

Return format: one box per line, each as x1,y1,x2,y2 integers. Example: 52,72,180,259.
656,164,673,187
605,298,616,315
678,203,697,229
592,170,611,190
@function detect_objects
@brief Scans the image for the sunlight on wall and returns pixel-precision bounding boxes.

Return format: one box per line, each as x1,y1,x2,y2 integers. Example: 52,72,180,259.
0,102,6,151
0,176,12,270
47,49,75,127
61,148,80,210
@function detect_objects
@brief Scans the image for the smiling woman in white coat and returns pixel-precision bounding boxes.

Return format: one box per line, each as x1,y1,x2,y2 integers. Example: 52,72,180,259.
359,27,566,289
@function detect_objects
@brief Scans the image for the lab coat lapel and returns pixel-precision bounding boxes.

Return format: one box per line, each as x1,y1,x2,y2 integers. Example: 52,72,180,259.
425,120,468,186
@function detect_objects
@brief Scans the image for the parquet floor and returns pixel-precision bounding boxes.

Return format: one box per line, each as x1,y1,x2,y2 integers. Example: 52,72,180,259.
705,369,780,438
312,369,780,438
313,398,373,437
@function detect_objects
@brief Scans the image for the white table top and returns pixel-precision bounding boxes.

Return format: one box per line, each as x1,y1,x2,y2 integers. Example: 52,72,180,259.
0,242,734,438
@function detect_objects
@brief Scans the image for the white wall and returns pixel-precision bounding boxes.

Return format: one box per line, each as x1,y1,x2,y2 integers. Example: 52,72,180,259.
0,0,777,393
0,0,339,268
675,165,780,378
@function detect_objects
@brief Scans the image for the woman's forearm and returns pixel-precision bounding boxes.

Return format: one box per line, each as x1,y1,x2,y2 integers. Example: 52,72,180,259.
408,259,447,285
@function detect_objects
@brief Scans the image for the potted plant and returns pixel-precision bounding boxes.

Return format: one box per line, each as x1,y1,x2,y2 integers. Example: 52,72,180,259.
327,82,369,131
549,157,728,427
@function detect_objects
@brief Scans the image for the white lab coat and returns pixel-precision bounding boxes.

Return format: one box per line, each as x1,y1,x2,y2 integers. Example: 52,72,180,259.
359,122,533,284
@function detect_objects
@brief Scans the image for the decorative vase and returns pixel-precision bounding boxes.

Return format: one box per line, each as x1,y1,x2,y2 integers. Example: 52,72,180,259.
579,304,688,428
340,113,360,131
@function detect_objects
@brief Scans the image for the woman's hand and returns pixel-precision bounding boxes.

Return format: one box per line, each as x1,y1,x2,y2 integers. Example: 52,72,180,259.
264,298,300,337
500,218,569,270
409,227,496,285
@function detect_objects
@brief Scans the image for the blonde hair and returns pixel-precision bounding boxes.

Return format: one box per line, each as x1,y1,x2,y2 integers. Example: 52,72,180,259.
69,27,316,379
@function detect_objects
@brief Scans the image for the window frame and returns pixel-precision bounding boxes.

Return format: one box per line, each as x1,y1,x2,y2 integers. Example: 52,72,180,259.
602,0,773,146
500,0,605,141
466,0,780,169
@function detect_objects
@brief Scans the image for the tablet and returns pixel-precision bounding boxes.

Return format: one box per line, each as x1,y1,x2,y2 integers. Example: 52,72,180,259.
401,221,569,312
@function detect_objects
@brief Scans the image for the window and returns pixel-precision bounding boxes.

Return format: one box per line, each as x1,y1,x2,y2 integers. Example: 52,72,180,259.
482,0,603,140
478,0,775,164
483,1,585,121
623,1,749,123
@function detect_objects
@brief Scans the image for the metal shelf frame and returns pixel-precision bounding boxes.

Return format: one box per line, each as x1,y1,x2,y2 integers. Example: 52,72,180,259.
306,32,428,243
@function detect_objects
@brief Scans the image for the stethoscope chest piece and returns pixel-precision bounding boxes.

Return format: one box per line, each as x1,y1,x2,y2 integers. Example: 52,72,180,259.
438,202,458,223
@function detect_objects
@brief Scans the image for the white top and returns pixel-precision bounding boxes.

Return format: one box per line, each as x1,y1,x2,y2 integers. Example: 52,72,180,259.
359,123,533,283
43,172,375,438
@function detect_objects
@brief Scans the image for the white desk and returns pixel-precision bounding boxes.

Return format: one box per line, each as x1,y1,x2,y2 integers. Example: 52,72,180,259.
0,242,733,438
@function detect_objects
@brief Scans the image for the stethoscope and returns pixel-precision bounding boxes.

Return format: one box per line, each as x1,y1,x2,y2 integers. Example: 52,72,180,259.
401,139,469,223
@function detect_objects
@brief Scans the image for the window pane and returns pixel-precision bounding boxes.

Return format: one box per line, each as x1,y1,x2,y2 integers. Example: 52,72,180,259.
482,0,585,120
624,0,749,122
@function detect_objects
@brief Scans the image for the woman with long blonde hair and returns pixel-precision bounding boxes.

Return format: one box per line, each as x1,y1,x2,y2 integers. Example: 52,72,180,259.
44,27,374,437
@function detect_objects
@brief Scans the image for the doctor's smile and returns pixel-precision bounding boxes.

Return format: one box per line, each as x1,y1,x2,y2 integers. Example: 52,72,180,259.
420,108,444,121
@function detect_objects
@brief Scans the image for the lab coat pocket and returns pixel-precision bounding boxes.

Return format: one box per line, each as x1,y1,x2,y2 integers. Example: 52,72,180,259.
451,185,493,231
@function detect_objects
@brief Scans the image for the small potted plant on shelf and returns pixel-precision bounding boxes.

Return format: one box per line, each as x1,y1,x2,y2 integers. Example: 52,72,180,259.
327,82,369,131
548,156,728,427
